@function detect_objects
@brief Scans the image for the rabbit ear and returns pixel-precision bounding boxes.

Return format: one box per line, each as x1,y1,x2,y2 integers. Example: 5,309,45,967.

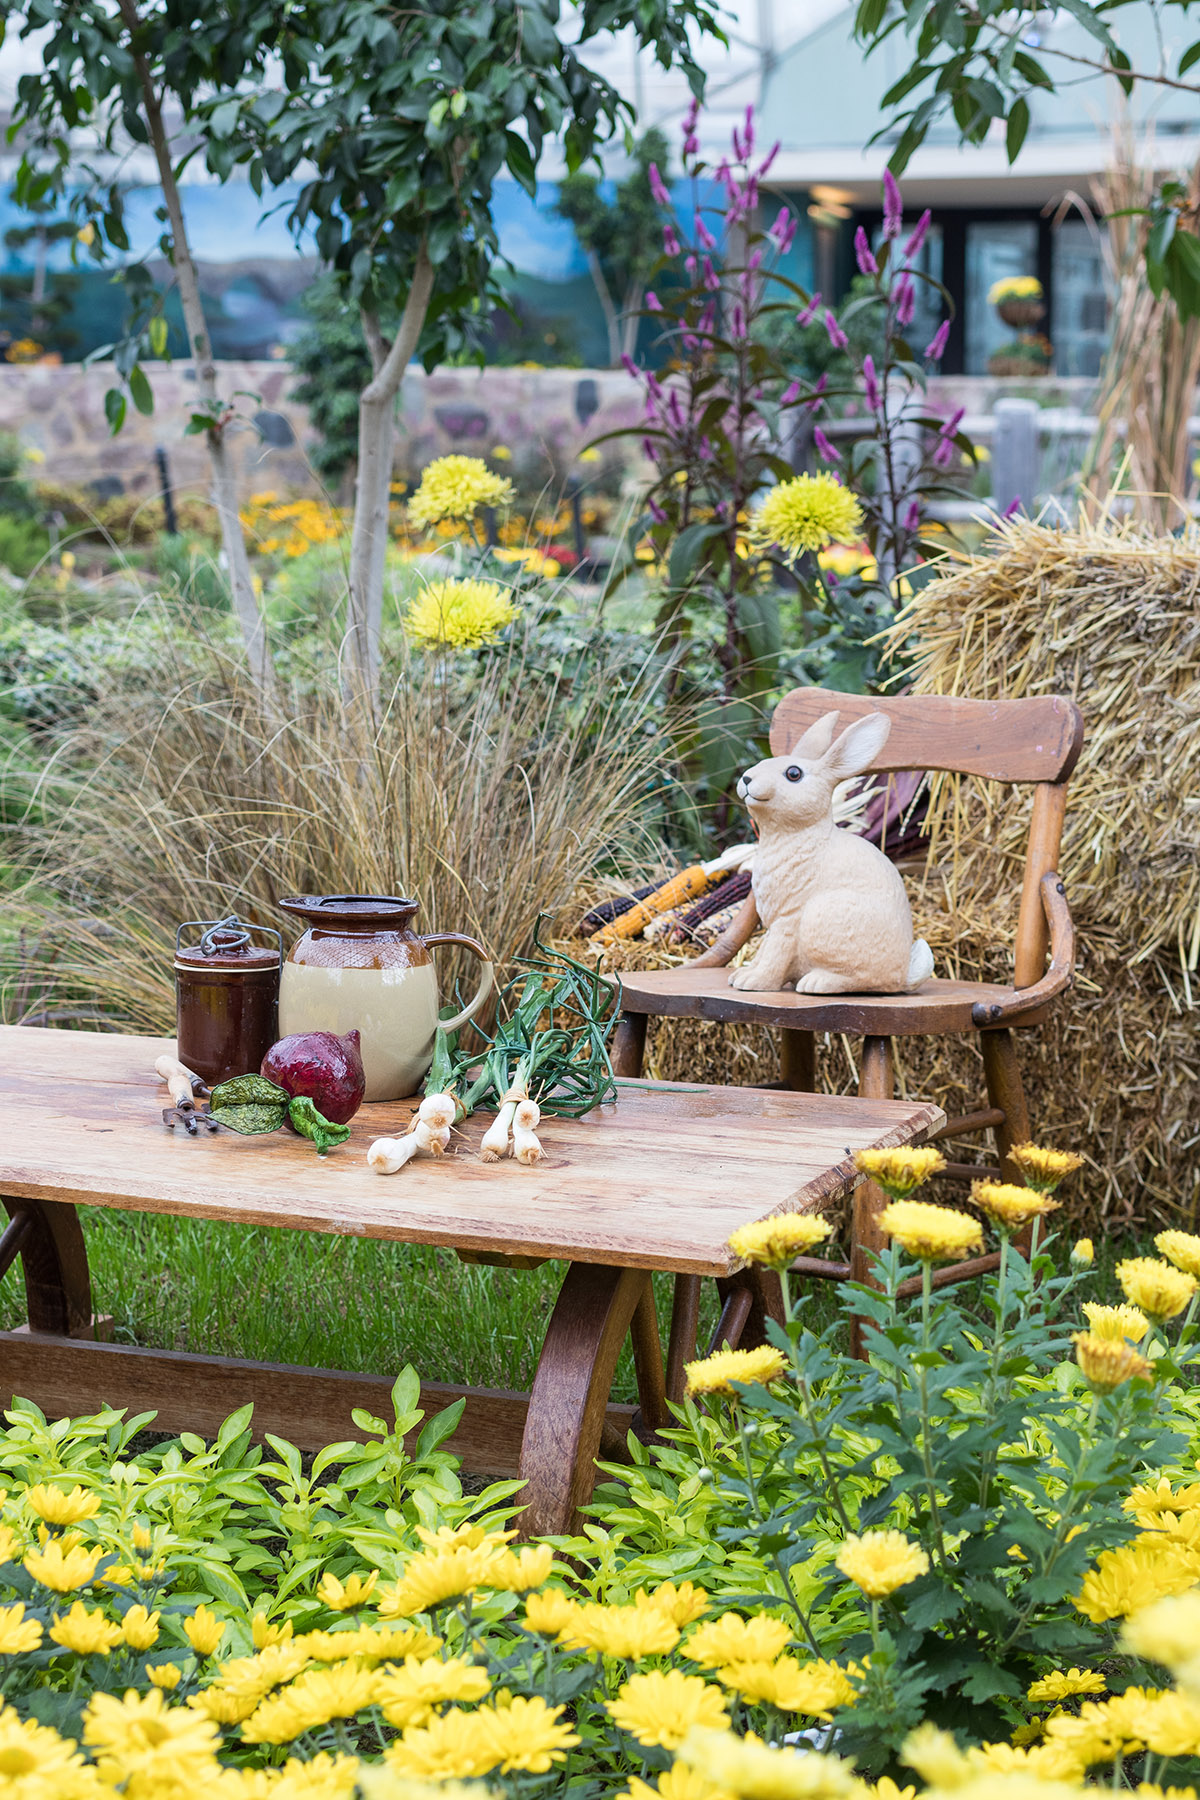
820,712,892,780
790,711,840,760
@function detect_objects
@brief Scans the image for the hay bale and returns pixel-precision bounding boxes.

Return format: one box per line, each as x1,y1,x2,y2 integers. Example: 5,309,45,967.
601,515,1200,1231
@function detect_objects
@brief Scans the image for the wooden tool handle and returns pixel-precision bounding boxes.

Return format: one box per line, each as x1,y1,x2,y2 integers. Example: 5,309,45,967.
154,1054,202,1108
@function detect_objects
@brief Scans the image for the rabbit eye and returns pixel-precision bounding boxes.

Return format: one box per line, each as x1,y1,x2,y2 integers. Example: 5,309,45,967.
785,765,804,782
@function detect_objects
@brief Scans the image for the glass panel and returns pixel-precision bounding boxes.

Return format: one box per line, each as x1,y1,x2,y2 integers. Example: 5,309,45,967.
1051,218,1108,378
965,220,1038,375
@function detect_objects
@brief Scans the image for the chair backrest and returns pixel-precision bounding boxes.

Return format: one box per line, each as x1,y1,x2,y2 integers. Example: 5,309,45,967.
769,688,1085,989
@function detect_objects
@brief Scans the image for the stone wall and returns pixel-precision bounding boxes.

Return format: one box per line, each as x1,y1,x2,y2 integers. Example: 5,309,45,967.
0,360,648,504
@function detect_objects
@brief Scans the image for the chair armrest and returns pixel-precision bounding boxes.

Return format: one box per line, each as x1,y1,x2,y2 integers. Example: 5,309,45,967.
691,892,759,969
972,872,1075,1027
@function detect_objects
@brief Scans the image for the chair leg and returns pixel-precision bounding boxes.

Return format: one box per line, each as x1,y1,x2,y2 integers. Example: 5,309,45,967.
851,1036,894,1358
781,1029,815,1091
980,1028,1033,1185
611,1013,647,1078
666,1274,702,1405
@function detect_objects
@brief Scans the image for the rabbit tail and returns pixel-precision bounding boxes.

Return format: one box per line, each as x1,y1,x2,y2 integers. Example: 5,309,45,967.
907,937,934,989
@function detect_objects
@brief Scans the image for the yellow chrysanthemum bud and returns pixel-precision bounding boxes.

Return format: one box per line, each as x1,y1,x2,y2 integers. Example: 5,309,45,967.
1073,1330,1151,1393
182,1604,227,1657
1072,1238,1094,1268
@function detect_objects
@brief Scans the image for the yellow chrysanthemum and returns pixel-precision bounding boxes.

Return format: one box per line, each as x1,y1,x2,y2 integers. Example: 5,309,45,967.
608,1669,730,1748
1027,1667,1107,1702
1127,1478,1200,1525
24,1484,101,1528
1077,1537,1200,1623
728,1213,832,1270
523,1589,581,1638
1083,1300,1149,1344
565,1601,681,1659
988,275,1043,303
121,1604,161,1650
853,1146,945,1198
836,1530,930,1598
0,1602,41,1655
750,475,864,561
24,1537,103,1593
49,1601,124,1656
686,1613,793,1669
83,1687,222,1790
407,455,515,526
1073,1330,1151,1393
146,1663,182,1690
480,1695,580,1774
678,1725,863,1800
195,1641,314,1726
316,1569,378,1612
1117,1257,1197,1323
685,1345,788,1399
620,1768,735,1800
0,1707,97,1790
384,1709,499,1780
1007,1142,1083,1192
270,1751,359,1797
380,1543,506,1618
872,1783,917,1800
1157,1231,1200,1280
302,1624,442,1664
970,1179,1058,1231
251,1614,293,1649
405,578,517,651
876,1200,983,1264
375,1655,491,1728
1123,1591,1200,1669
718,1657,857,1717
183,1605,227,1657
637,1582,710,1627
242,1660,381,1744
901,1723,970,1786
489,1545,554,1592
1072,1237,1094,1267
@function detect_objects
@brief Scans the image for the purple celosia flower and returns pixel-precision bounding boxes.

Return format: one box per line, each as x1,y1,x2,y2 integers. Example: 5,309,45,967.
698,435,712,459
648,163,671,207
863,354,882,412
695,212,717,251
781,379,803,403
731,302,746,338
684,131,700,156
903,498,921,532
925,320,950,361
702,256,720,292
663,225,681,257
1004,495,1022,519
646,292,663,312
894,274,915,329
667,389,685,428
942,405,965,438
932,435,955,469
685,254,697,275
748,247,764,271
743,105,755,156
796,292,822,326
854,227,878,276
883,168,903,238
648,496,668,523
646,371,662,399
814,426,841,463
621,353,637,377
825,311,848,351
682,332,700,351
904,209,932,260
642,437,659,462
759,142,781,179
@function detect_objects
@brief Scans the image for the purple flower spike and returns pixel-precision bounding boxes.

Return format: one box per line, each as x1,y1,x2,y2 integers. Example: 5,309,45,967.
796,292,822,326
903,498,921,532
732,126,745,161
814,426,841,463
863,354,882,412
685,254,697,275
904,209,932,260
759,141,781,179
824,311,848,351
943,405,965,437
648,497,668,523
641,437,659,462
883,168,903,238
621,353,637,377
646,292,663,312
932,436,955,469
695,212,717,251
781,379,803,404
684,132,700,157
743,104,755,157
702,256,720,292
663,225,681,257
854,227,878,276
1004,495,1022,519
648,163,671,207
731,302,746,338
925,319,950,361
895,274,915,329
805,373,829,410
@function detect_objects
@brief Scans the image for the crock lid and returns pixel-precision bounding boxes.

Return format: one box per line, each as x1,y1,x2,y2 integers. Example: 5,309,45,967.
175,942,280,970
279,893,419,929
175,916,281,967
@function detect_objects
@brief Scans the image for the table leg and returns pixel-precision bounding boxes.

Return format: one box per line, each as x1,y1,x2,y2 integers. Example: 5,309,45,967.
3,1198,96,1337
519,1262,649,1538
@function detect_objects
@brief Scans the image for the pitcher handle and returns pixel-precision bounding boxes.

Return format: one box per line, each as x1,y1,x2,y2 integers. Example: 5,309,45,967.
424,932,494,1034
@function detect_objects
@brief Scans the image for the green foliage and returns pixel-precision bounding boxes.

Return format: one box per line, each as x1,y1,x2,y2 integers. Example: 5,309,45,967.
556,127,676,365
288,276,373,487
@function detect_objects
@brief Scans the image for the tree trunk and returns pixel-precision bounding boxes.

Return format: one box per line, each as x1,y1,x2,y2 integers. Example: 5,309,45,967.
345,247,435,710
585,249,621,366
620,283,645,362
117,0,273,693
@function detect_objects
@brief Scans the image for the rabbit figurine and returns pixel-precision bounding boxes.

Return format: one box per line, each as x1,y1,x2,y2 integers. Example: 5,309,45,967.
729,710,934,995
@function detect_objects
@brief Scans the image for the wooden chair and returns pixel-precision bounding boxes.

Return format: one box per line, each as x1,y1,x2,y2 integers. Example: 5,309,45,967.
612,687,1084,1368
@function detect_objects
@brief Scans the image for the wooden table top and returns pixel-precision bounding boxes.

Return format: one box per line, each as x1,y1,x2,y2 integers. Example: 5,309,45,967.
0,1028,944,1277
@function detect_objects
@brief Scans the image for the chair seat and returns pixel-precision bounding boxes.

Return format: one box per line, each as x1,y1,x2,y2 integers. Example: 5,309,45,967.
616,966,1049,1037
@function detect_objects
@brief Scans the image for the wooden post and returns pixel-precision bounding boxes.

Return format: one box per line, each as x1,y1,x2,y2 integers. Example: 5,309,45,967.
992,397,1040,517
610,1014,647,1079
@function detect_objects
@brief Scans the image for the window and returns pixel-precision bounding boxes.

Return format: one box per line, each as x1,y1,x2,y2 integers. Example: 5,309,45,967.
965,220,1038,375
1052,219,1108,377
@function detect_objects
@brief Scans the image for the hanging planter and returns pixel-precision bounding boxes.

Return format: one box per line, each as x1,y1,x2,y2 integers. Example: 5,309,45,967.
997,297,1046,328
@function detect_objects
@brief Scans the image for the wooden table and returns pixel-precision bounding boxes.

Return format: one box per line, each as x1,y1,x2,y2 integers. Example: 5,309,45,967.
0,1027,943,1534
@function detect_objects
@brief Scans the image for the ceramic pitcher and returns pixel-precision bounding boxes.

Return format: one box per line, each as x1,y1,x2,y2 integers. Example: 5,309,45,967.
277,894,493,1101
